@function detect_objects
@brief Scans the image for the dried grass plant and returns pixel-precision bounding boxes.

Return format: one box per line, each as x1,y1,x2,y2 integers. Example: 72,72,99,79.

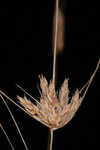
0,0,100,150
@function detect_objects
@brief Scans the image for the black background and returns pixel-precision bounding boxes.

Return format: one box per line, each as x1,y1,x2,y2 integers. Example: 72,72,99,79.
0,0,99,149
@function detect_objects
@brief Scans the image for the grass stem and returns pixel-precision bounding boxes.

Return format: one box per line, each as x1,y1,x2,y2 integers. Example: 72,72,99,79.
47,128,54,150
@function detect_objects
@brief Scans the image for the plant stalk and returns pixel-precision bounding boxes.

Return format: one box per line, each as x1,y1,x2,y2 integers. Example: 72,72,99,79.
53,0,59,85
47,128,54,150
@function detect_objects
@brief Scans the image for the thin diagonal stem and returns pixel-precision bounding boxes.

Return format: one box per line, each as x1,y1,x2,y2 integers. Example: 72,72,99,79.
53,0,59,85
0,95,29,150
80,59,100,100
48,129,54,150
0,91,50,128
0,123,15,150
16,84,41,106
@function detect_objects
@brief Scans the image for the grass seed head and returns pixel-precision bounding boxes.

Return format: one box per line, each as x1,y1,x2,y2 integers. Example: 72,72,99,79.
17,76,83,130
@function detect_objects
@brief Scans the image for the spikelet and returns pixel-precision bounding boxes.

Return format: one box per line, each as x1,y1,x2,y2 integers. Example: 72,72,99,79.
17,95,39,115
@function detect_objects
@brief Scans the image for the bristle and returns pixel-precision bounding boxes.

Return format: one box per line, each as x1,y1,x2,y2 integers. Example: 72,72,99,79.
52,7,65,55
